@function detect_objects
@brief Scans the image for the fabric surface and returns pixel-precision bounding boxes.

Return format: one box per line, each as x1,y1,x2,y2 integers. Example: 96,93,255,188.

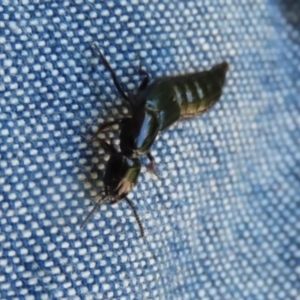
0,0,299,299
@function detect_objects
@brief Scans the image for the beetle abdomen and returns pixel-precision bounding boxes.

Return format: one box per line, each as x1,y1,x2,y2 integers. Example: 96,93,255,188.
171,61,228,118
143,80,181,132
143,62,228,132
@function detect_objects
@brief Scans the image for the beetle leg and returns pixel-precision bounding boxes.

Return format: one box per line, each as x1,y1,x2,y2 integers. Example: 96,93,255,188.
96,138,118,154
92,43,132,105
138,65,150,91
92,118,130,140
147,152,159,179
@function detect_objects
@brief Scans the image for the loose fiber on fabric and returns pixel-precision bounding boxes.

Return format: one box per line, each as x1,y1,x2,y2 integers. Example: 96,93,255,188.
0,0,299,299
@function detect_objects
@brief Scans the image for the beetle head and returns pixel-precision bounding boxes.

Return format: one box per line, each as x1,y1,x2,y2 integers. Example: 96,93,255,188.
80,153,142,230
103,152,142,201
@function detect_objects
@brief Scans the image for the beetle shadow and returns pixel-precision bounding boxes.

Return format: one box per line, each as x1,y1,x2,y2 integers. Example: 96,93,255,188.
79,134,109,204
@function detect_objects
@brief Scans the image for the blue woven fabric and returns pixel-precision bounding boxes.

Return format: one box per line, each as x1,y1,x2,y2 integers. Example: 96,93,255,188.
0,1,299,299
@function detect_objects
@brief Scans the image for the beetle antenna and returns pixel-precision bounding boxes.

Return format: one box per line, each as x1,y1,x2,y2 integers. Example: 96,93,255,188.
80,202,100,229
80,195,107,229
125,197,144,238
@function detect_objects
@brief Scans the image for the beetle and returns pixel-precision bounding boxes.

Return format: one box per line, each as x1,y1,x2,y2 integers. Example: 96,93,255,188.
80,139,144,237
92,43,228,174
82,44,228,236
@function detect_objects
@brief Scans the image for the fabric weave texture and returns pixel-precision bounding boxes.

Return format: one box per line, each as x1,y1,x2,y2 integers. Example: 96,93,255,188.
0,0,299,299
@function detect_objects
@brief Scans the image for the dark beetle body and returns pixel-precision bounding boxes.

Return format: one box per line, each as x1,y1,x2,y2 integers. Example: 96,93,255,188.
119,62,229,158
103,153,141,202
81,43,229,237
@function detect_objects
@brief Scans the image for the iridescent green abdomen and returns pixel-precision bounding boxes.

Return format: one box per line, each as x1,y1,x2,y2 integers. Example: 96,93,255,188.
143,62,228,132
171,63,227,118
144,79,181,131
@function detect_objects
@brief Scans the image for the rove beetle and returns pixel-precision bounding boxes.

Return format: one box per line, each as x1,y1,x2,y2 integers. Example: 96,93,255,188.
81,43,229,237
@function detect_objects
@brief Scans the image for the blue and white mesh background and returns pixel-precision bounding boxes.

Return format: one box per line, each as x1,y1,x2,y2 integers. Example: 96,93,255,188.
0,0,299,299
